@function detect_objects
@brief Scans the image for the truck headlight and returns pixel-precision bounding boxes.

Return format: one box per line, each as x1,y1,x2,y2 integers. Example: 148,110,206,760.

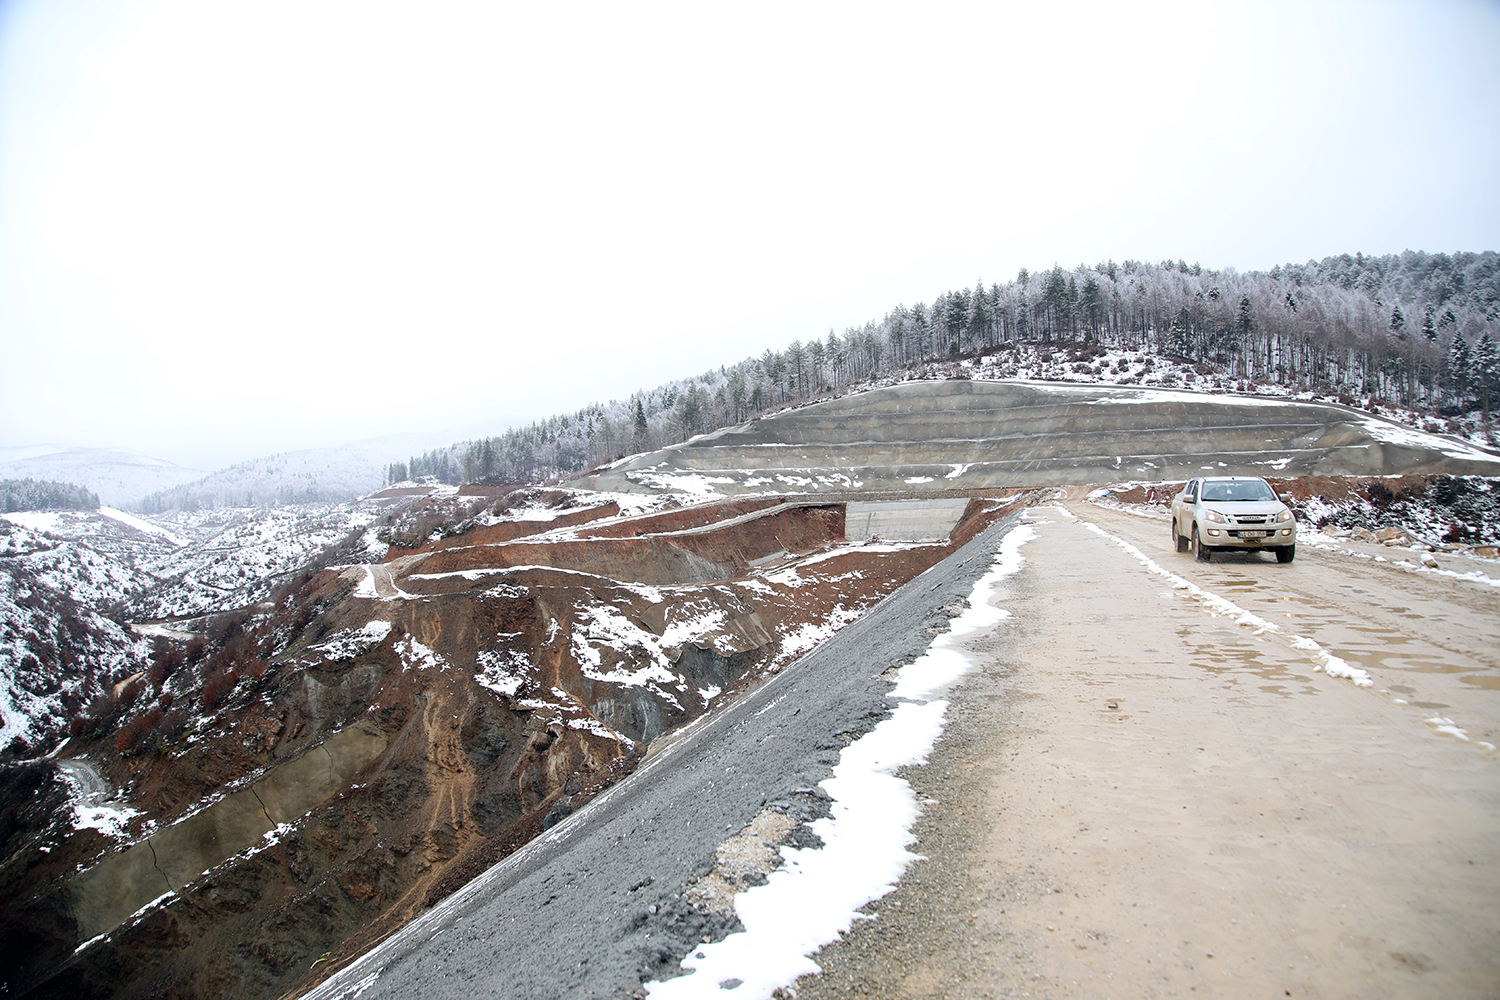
1204,510,1226,523
1276,509,1294,522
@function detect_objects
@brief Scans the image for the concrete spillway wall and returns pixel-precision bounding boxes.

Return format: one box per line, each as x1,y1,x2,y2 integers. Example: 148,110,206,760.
845,499,970,541
69,725,387,942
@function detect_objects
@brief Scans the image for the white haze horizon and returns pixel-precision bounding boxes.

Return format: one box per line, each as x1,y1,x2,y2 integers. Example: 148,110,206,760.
2,0,1498,471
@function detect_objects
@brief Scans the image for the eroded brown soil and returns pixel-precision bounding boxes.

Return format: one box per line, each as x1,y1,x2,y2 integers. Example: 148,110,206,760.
0,493,1023,1000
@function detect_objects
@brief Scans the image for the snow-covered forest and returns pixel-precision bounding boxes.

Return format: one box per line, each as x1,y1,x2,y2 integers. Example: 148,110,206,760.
139,448,384,514
391,250,1500,486
1,479,100,513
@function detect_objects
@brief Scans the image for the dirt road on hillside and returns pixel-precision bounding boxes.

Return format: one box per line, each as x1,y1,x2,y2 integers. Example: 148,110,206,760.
793,502,1500,1000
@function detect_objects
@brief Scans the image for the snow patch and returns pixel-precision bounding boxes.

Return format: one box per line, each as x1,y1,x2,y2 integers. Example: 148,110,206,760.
475,648,529,697
393,635,447,672
72,801,142,839
776,605,864,662
310,621,392,661
646,522,1033,1000
0,510,61,532
98,507,190,546
1425,716,1471,742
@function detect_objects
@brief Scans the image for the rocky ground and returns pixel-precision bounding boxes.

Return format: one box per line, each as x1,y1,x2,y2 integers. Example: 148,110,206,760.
0,491,1021,999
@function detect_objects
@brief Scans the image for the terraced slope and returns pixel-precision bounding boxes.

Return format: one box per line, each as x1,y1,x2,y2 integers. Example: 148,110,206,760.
574,381,1500,494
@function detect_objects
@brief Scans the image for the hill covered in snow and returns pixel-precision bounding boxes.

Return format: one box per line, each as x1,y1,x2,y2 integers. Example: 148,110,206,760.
0,448,204,509
137,446,388,513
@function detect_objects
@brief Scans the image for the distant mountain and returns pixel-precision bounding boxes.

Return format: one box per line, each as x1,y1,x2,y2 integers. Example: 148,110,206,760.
0,448,204,509
137,446,388,513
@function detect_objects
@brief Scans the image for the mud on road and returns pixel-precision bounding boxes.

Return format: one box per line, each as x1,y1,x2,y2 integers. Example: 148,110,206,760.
792,501,1500,1000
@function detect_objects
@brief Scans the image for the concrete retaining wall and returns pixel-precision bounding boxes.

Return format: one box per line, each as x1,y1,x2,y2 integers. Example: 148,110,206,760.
845,499,970,541
69,725,388,941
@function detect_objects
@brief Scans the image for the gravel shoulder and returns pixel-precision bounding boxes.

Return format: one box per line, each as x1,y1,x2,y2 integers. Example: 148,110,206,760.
791,502,1500,1000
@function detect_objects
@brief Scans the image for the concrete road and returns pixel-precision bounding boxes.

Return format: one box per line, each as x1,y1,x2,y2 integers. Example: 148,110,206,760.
792,502,1500,1000
299,515,1026,1000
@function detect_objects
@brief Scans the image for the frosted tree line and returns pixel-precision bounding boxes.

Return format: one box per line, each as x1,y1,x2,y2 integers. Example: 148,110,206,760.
390,250,1500,486
0,479,101,513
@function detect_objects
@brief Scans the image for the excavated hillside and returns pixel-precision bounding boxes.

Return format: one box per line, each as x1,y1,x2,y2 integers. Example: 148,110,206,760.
573,380,1500,495
0,487,1027,1000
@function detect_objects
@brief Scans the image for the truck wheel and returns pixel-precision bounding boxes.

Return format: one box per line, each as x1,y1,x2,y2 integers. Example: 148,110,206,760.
1193,526,1211,562
1276,545,1296,564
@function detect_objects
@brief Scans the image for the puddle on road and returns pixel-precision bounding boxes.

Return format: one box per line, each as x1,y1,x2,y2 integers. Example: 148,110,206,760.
1178,571,1498,695
1174,624,1321,696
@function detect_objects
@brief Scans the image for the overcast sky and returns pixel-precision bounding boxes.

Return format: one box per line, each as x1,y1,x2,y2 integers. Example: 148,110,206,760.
1,0,1497,470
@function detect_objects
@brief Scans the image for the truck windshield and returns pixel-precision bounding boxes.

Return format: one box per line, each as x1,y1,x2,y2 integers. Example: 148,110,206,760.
1201,480,1276,502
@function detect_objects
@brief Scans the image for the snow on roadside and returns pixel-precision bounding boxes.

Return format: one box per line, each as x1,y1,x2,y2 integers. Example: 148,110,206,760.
57,763,142,839
352,566,380,599
631,473,738,496
1073,518,1374,687
646,523,1034,1000
74,890,175,955
1356,415,1500,463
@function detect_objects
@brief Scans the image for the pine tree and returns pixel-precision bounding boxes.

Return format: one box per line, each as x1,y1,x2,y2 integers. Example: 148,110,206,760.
943,291,967,356
1237,296,1254,339
1449,336,1473,406
965,279,992,352
1477,333,1499,417
632,398,648,449
1081,277,1103,341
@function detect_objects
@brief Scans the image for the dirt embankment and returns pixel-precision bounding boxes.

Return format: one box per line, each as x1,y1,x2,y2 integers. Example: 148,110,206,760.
1,494,1019,1000
415,504,846,585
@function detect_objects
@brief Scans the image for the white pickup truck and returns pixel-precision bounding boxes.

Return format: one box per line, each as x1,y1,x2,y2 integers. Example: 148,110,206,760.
1170,476,1298,563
